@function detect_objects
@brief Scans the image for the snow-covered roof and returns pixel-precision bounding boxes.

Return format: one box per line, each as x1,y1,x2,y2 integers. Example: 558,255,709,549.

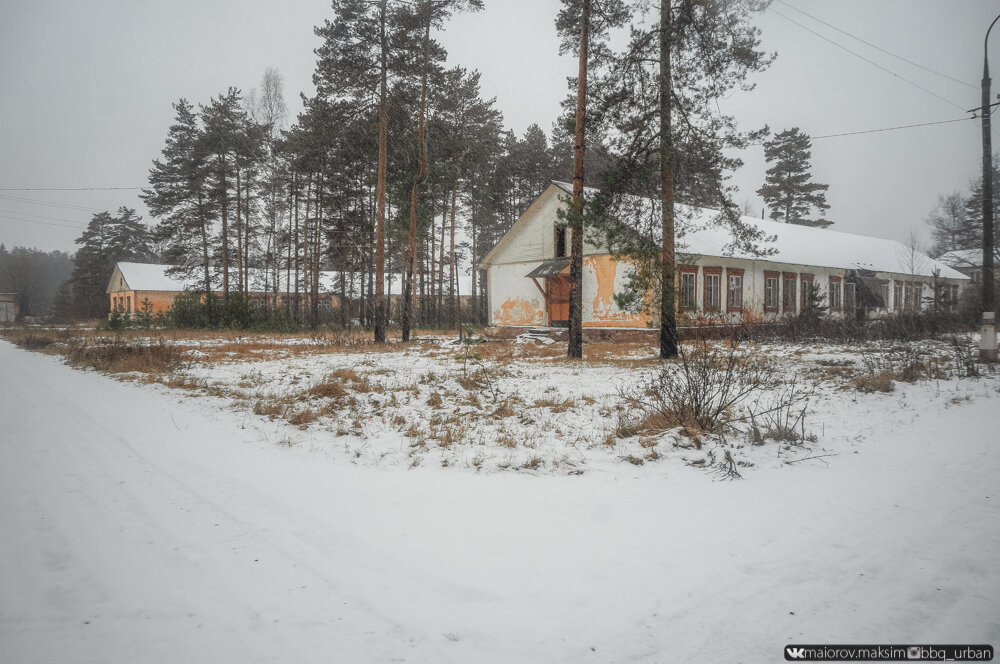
115,262,192,292
110,262,474,296
549,182,968,281
936,248,995,269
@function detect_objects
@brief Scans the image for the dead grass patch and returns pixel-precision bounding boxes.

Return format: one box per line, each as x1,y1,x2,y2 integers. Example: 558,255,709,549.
532,397,576,413
66,338,184,374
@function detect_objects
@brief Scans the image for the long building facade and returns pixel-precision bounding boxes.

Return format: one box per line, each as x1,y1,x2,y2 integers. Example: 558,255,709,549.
479,182,968,329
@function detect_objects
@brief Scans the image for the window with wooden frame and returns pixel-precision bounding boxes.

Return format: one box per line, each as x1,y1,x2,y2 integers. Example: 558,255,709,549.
126,296,132,313
704,267,722,311
799,274,814,309
726,268,744,312
950,284,959,311
764,271,779,311
828,276,842,310
893,281,903,310
879,281,890,309
782,272,797,312
844,282,856,311
554,225,567,258
679,265,698,310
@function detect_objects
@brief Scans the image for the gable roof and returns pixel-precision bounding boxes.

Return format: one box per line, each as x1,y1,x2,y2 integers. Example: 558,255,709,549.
481,181,966,280
107,262,474,297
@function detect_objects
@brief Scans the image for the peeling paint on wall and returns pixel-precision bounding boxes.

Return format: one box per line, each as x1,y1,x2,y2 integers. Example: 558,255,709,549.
493,297,545,326
582,255,650,327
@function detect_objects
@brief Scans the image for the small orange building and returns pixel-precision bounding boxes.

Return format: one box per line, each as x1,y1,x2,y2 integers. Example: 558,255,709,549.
106,262,475,317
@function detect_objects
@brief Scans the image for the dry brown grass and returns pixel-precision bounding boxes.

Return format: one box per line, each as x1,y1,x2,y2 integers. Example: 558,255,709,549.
532,398,576,413
288,408,319,427
66,338,184,374
853,371,896,393
308,380,349,400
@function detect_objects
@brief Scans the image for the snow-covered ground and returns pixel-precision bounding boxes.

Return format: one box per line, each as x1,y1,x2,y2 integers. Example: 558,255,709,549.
1,337,998,662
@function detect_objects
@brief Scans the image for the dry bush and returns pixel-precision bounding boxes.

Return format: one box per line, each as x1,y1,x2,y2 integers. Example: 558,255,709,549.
621,340,778,437
66,338,183,374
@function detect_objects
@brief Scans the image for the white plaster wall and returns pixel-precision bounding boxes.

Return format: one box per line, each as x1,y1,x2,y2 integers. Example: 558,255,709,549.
487,261,547,326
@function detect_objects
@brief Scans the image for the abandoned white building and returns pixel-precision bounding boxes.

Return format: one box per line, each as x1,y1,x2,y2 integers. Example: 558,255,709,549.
479,182,969,330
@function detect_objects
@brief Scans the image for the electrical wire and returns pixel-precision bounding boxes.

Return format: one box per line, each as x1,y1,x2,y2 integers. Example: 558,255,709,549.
774,0,978,90
769,7,970,112
0,187,141,191
0,208,89,226
0,214,85,230
0,194,100,213
810,116,974,141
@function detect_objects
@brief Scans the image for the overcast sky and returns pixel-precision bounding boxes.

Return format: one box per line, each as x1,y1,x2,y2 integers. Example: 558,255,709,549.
1,0,998,255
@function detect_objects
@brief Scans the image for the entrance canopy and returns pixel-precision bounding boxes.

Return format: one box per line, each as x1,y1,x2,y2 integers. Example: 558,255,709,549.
525,258,570,279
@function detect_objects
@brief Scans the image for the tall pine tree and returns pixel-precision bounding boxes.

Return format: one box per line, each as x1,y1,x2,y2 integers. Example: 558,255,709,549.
756,127,832,228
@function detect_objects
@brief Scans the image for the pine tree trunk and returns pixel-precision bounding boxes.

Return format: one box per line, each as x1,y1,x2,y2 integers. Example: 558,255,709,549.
439,189,448,324
659,0,678,359
302,175,313,321
568,0,590,359
220,156,230,302
374,0,389,343
311,176,321,327
450,181,459,334
403,15,432,342
236,168,242,297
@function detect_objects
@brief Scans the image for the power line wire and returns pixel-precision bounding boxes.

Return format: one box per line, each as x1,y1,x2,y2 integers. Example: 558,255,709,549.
769,7,969,112
0,214,84,231
0,208,89,226
0,187,142,191
811,116,974,141
774,0,977,90
0,194,100,213
749,115,973,146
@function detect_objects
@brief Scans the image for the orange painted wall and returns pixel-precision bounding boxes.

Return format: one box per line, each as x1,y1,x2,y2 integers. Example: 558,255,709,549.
582,255,651,328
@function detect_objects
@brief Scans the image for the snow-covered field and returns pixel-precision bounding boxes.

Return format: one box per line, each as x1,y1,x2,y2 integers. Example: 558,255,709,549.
1,333,998,662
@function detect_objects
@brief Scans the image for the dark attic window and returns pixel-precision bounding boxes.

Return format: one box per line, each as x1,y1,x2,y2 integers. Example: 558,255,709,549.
555,226,567,258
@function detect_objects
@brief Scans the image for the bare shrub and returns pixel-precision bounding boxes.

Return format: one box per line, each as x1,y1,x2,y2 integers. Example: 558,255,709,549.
622,340,778,437
746,376,816,445
948,335,981,379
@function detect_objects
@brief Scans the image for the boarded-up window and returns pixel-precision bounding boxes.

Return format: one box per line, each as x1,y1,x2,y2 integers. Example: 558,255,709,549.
554,226,567,258
845,283,856,311
894,281,903,310
879,282,890,309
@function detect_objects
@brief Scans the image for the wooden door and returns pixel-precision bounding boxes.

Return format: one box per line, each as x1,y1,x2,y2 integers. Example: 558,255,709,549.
547,276,570,325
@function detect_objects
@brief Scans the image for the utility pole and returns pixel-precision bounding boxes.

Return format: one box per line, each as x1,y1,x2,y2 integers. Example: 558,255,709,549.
980,13,999,362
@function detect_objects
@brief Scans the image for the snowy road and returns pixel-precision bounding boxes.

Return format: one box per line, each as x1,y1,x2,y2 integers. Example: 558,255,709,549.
1,340,998,663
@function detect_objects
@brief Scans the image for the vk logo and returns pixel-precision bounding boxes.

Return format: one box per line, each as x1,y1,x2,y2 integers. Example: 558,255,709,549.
785,647,807,660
